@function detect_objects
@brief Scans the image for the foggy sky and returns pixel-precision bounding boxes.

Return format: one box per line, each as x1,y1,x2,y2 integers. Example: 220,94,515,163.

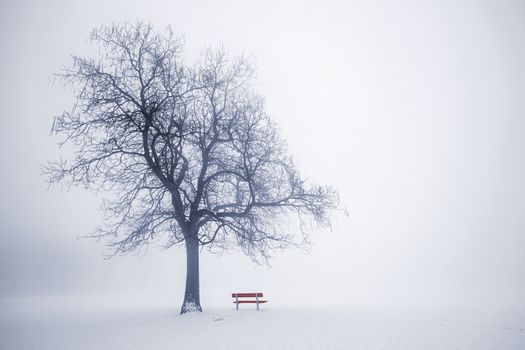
1,0,524,309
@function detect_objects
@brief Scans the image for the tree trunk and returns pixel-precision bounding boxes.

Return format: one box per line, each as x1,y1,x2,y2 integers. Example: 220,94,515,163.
180,236,202,314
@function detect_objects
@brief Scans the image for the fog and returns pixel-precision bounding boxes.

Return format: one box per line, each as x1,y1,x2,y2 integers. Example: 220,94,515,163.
1,0,524,310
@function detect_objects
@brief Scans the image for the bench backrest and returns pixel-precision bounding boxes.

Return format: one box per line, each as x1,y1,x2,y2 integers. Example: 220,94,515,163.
232,293,263,298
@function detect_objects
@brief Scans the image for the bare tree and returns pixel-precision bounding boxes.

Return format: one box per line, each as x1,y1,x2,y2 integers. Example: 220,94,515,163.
46,22,338,314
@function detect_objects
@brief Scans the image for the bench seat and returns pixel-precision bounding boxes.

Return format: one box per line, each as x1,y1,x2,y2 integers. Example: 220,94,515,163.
233,300,268,304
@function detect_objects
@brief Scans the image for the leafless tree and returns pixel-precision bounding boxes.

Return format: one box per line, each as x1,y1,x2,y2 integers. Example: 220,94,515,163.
46,22,338,314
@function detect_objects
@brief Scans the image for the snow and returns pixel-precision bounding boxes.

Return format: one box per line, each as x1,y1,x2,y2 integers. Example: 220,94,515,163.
1,296,524,350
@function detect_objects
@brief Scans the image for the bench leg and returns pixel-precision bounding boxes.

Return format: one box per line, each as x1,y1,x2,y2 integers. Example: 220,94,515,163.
236,295,239,310
256,295,259,311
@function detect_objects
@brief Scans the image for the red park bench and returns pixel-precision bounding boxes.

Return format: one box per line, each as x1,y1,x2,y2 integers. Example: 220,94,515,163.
232,292,267,310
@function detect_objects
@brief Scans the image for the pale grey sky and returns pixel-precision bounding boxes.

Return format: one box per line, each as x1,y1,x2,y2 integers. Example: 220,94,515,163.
1,0,524,309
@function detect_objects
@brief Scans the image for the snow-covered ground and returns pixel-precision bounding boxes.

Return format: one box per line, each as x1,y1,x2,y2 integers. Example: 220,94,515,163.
1,296,524,350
